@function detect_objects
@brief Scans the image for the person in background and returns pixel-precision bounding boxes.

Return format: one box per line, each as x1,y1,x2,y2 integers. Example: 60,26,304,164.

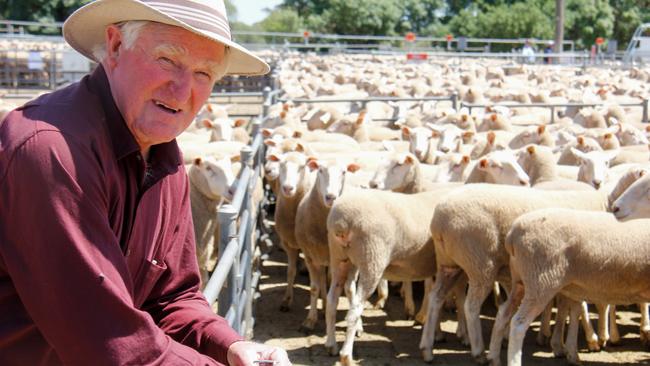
522,39,536,64
544,40,554,64
0,1,291,365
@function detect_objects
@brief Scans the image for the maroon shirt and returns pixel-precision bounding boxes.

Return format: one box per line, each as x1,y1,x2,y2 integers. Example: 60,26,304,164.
0,65,242,365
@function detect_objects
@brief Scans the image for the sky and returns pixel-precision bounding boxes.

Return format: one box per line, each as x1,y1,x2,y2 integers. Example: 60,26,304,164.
232,0,284,25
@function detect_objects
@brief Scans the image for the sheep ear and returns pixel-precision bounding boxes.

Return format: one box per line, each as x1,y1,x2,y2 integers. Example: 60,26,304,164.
307,159,320,171
282,103,290,111
487,131,496,144
233,119,246,127
490,113,497,122
645,125,650,132
292,130,303,138
577,136,585,145
280,111,287,119
537,124,546,134
462,155,470,164
401,126,411,137
479,158,489,170
264,139,277,147
206,104,213,112
462,114,469,122
295,143,305,153
230,154,241,162
262,128,273,137
202,119,213,128
347,163,361,173
638,169,648,178
403,154,415,165
356,112,366,126
194,157,202,166
462,131,474,143
268,154,281,162
526,145,536,155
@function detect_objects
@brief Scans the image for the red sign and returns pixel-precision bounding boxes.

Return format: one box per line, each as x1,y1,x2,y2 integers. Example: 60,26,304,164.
446,34,453,41
303,31,311,38
405,32,416,42
407,53,428,60
595,37,604,45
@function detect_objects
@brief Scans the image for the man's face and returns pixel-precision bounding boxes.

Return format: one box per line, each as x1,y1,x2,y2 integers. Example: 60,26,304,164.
105,22,226,152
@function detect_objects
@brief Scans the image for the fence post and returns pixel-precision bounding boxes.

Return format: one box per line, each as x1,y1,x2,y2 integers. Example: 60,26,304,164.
217,204,238,322
451,92,459,111
240,146,255,338
550,106,556,124
262,86,271,117
643,99,649,124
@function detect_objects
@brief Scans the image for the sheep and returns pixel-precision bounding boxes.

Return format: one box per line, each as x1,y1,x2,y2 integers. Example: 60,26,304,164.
400,126,440,163
497,208,650,366
508,124,555,149
464,150,530,186
294,158,362,331
188,155,238,286
203,118,250,144
327,111,402,142
516,144,593,190
571,148,619,189
428,123,475,154
556,135,602,165
419,174,642,363
267,152,315,312
178,140,246,164
325,186,464,365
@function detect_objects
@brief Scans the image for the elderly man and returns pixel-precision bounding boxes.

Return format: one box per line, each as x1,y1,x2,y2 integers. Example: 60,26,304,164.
0,1,290,365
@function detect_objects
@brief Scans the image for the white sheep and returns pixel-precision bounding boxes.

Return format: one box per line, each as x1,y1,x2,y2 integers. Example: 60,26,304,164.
419,175,642,363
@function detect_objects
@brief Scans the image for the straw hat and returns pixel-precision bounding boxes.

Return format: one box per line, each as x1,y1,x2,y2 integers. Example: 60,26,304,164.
63,0,269,76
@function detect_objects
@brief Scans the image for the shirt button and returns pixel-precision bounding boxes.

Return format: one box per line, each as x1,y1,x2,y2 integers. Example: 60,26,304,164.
152,259,158,265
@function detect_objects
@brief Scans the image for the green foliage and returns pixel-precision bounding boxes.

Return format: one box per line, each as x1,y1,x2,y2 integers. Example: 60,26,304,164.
316,0,402,35
259,8,303,33
563,0,614,49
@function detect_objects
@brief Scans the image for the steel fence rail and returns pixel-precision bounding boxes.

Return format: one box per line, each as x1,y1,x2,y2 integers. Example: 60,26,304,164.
463,99,650,124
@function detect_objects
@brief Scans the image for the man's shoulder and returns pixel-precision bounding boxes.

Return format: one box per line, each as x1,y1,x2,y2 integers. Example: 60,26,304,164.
0,81,110,181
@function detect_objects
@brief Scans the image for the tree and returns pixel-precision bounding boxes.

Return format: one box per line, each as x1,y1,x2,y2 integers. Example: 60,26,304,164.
563,0,614,49
259,8,303,33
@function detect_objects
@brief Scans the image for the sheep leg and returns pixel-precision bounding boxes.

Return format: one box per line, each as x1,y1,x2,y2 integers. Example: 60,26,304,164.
507,291,556,366
487,282,525,366
536,300,553,346
565,300,582,365
300,257,323,332
415,277,434,325
579,301,599,351
403,280,416,320
551,295,569,358
493,281,503,307
280,245,299,312
325,259,352,356
640,303,650,348
344,267,364,337
373,279,389,310
595,303,610,348
452,278,470,345
419,266,464,362
608,304,621,346
339,272,381,366
465,279,494,364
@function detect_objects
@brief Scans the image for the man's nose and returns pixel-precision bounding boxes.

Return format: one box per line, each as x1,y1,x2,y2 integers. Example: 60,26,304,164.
171,70,192,102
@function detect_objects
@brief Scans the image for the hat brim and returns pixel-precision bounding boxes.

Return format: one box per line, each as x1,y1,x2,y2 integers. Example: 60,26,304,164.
63,0,269,76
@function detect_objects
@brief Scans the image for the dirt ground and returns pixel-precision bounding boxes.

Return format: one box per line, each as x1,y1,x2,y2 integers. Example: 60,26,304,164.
252,247,650,366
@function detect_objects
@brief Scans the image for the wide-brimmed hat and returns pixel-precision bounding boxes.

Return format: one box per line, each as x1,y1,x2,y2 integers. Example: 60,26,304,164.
63,0,269,76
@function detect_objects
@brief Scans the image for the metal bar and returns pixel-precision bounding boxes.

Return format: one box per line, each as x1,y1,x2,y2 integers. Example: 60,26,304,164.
216,205,238,318
231,166,252,212
278,96,455,104
644,99,649,123
202,237,238,304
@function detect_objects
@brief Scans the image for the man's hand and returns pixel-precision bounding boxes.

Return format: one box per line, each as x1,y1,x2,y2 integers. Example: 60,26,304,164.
227,340,292,366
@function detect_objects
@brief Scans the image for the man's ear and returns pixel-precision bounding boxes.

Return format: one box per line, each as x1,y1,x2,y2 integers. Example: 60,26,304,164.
104,24,124,69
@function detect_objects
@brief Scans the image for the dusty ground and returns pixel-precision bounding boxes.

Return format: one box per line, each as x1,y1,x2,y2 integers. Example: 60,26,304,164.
252,247,650,366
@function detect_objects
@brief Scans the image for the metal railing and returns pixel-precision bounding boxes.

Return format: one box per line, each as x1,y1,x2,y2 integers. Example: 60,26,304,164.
463,99,650,124
200,89,278,337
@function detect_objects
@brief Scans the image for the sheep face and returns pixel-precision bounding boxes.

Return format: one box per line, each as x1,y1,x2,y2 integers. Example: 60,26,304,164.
572,148,618,189
612,172,650,221
274,152,308,198
429,123,464,153
207,118,234,141
308,160,360,207
402,126,438,162
617,124,649,146
479,150,530,186
192,156,237,201
369,153,416,190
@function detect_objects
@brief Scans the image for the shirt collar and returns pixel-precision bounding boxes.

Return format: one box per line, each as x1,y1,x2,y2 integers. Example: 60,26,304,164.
87,65,183,170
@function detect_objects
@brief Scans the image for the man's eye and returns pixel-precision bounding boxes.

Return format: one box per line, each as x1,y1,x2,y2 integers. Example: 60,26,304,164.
195,71,212,81
158,57,175,67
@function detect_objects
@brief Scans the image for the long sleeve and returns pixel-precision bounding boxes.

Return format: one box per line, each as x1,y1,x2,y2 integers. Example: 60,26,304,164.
0,129,225,365
142,170,243,364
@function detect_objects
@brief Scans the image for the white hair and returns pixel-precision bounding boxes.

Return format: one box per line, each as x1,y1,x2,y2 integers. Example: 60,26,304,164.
92,20,149,61
92,20,231,80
